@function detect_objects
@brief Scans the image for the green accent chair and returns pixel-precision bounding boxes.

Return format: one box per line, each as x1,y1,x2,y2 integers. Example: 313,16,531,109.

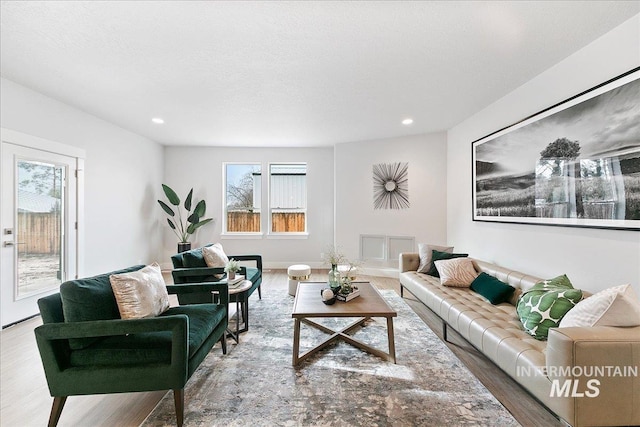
170,245,262,305
34,265,228,427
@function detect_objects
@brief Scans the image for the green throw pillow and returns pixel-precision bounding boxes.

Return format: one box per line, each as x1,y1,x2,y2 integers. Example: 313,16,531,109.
516,275,582,340
426,250,468,277
470,272,516,305
183,249,207,268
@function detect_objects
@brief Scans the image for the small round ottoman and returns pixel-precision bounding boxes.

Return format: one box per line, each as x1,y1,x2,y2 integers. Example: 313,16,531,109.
288,264,311,296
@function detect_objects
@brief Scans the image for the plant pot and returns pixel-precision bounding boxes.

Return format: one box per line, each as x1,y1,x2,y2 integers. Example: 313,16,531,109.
177,242,192,253
228,271,236,280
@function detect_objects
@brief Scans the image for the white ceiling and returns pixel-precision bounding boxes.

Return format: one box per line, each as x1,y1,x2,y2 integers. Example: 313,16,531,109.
1,1,639,147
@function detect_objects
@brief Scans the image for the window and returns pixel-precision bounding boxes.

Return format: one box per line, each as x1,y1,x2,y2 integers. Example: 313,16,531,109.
269,163,307,233
224,163,261,233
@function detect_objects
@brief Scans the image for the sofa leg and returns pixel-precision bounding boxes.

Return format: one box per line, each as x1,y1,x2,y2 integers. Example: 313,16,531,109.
400,285,404,298
258,283,262,300
48,396,67,427
442,321,448,343
221,334,227,354
173,389,184,427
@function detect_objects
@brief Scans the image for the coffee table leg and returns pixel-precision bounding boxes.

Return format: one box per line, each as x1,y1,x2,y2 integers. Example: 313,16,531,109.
293,318,301,366
387,317,396,363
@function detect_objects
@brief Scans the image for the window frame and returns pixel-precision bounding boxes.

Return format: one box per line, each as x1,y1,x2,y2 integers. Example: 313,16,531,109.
222,162,263,236
267,162,308,236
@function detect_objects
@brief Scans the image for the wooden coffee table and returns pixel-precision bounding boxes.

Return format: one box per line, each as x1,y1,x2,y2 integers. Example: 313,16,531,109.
291,282,397,366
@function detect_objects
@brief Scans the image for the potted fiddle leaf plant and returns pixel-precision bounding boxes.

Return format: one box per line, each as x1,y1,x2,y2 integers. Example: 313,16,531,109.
157,184,213,253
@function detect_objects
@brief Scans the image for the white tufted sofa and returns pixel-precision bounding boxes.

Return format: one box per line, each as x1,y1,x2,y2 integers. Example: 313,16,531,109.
399,253,640,427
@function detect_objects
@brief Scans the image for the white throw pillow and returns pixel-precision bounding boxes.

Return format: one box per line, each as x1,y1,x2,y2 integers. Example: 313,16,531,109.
110,263,170,319
417,243,453,273
434,258,478,288
202,243,229,279
559,284,640,328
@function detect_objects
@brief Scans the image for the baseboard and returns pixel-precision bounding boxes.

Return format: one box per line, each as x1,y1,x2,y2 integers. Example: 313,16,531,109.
265,263,398,278
358,266,399,278
263,261,326,270
162,260,399,279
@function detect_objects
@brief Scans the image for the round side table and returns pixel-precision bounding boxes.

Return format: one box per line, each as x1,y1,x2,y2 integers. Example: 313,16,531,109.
227,279,252,343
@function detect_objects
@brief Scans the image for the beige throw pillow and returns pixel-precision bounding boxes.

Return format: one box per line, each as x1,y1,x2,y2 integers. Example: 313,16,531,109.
202,243,229,279
434,257,478,287
110,263,170,319
417,243,453,273
559,284,640,328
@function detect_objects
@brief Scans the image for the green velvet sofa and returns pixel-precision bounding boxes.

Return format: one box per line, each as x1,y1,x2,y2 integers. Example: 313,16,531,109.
34,265,228,427
170,245,262,305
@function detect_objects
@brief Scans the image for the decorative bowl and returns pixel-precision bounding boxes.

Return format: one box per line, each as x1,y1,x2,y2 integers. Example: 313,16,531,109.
321,288,337,305
323,296,337,305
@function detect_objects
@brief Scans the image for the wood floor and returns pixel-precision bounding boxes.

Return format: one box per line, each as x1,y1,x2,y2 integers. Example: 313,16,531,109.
1,269,561,427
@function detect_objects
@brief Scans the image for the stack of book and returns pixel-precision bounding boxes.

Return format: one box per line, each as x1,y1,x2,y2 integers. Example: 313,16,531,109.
336,287,360,302
227,275,245,287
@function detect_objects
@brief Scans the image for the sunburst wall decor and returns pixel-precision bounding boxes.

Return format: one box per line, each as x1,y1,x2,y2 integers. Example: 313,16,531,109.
373,162,409,210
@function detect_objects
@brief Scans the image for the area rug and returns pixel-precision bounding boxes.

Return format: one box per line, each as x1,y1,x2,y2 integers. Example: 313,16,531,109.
142,289,519,426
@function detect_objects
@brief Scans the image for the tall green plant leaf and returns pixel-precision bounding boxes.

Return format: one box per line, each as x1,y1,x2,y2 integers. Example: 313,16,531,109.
187,212,199,224
167,218,176,229
184,189,193,211
194,200,206,217
162,184,180,206
158,200,175,217
187,218,212,234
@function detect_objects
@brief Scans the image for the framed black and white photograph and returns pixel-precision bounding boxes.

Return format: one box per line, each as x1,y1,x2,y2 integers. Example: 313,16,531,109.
472,67,640,231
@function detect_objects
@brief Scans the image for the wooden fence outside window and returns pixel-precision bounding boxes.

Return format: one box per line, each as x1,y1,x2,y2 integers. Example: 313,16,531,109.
226,211,305,232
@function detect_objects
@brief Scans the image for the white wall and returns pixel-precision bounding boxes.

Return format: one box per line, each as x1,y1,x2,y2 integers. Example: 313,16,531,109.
447,15,640,294
0,78,164,275
335,133,448,272
162,146,334,268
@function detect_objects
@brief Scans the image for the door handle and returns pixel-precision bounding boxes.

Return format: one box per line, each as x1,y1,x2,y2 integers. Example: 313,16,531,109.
3,241,24,247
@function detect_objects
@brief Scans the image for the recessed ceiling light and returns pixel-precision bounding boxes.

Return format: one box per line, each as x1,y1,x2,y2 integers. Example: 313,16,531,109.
151,117,165,124
402,118,413,125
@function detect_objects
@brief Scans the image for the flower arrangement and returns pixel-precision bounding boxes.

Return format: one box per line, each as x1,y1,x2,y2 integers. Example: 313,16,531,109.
224,258,241,274
322,245,346,267
338,261,361,294
322,246,363,296
224,259,241,279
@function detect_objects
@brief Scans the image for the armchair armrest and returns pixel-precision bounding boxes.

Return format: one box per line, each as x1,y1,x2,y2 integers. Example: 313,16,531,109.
228,254,262,271
34,316,188,376
171,266,226,281
35,315,188,340
166,282,229,306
